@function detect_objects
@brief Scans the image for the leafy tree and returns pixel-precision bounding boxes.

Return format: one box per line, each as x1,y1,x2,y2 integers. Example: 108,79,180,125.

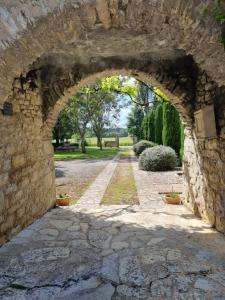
127,106,144,141
91,92,119,150
59,78,122,153
154,88,168,102
53,110,73,146
99,76,159,110
64,89,98,153
135,82,153,113
99,76,138,103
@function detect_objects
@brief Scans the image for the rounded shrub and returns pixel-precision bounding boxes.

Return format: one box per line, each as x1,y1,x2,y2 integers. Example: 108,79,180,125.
133,140,157,157
139,145,178,171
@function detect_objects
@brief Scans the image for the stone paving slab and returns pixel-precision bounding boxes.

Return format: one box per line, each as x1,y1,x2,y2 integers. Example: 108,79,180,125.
1,202,225,299
1,159,225,299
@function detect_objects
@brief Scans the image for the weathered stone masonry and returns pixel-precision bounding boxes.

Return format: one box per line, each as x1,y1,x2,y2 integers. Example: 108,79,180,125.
1,0,225,243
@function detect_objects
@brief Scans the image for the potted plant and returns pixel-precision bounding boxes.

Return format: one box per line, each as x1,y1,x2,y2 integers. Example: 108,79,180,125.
56,193,71,206
164,192,181,205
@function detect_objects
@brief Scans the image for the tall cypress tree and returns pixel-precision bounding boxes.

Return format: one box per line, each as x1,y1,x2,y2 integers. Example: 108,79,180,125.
141,110,155,142
141,114,148,140
154,103,163,145
148,110,155,142
162,102,181,155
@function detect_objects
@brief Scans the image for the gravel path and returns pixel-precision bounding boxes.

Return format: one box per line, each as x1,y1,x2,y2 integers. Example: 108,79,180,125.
55,158,111,202
132,159,183,208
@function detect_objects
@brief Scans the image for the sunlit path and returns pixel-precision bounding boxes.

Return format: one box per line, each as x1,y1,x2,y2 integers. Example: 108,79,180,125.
77,153,120,208
132,159,183,209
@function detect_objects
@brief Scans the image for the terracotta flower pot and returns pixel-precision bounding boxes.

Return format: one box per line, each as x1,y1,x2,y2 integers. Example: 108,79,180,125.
164,194,181,205
56,196,71,206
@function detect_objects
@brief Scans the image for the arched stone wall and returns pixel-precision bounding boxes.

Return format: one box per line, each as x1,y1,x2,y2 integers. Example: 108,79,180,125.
1,0,225,243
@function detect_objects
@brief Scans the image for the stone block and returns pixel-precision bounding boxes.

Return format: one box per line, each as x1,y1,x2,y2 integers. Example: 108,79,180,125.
0,173,8,188
194,105,217,139
12,154,26,169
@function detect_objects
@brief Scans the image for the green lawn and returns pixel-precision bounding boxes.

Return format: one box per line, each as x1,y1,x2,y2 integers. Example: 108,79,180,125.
54,147,119,160
85,136,133,146
120,147,133,157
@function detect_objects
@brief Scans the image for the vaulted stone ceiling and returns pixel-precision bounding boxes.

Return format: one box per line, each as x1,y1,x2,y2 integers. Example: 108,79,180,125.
1,0,225,107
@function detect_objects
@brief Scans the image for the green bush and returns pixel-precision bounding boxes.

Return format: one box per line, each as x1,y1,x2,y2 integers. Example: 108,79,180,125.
139,145,178,171
133,140,157,157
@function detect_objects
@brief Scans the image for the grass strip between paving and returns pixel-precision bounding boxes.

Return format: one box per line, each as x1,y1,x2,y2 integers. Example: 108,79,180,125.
101,150,139,205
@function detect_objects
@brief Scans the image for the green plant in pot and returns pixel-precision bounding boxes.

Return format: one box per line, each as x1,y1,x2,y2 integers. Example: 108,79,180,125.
56,193,71,206
164,189,181,205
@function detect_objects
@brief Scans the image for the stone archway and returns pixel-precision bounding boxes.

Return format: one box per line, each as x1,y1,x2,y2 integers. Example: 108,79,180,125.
1,0,225,243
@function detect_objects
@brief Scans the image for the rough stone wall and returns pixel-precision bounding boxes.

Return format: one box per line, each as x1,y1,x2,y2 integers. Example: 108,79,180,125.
183,132,225,232
1,0,225,105
0,83,55,244
1,0,225,242
183,72,225,232
0,57,224,245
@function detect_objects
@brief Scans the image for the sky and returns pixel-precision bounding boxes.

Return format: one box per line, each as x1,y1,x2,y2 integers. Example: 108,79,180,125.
118,105,131,128
116,77,136,128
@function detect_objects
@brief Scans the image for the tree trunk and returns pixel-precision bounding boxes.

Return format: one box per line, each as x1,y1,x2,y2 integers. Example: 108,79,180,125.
81,137,86,153
55,135,60,147
97,137,103,150
55,126,60,147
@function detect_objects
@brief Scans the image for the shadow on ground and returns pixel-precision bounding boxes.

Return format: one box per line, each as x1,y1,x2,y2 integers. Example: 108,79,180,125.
55,166,66,178
0,205,225,299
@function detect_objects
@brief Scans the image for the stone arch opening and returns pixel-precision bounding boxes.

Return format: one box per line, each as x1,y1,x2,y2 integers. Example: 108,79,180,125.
1,0,225,243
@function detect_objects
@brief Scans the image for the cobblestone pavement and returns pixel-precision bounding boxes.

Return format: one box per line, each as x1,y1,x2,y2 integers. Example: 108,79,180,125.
1,161,225,299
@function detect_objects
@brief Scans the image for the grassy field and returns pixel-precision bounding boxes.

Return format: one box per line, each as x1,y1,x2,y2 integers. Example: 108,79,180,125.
101,150,139,205
54,147,119,160
85,136,133,146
